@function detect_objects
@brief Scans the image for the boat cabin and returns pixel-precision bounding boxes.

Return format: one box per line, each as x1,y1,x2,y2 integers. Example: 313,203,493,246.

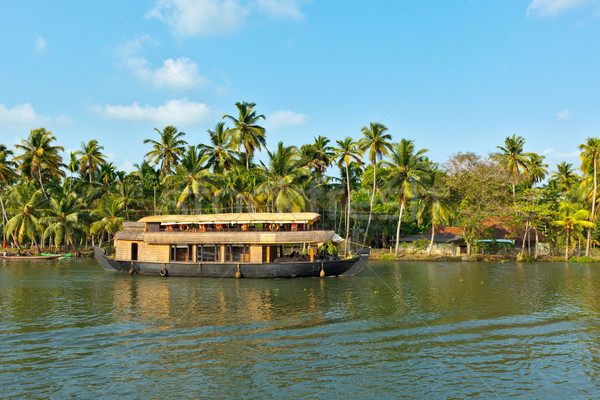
114,213,340,264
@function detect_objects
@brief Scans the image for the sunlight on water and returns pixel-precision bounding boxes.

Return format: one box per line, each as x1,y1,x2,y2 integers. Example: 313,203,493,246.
2,259,600,398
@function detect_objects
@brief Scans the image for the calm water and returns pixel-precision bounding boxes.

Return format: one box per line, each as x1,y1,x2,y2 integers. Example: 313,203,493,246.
2,259,600,399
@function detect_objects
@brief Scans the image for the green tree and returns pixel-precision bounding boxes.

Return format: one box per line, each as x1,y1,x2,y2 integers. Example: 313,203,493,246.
67,151,80,191
91,197,126,247
14,128,65,199
223,101,266,170
417,172,453,255
167,146,211,213
554,201,594,261
143,125,187,178
578,137,600,256
0,145,17,242
5,182,46,252
75,139,107,185
334,138,364,255
200,122,235,172
39,190,84,251
359,122,393,246
527,153,548,188
550,162,578,193
133,161,161,214
493,134,532,203
384,139,429,255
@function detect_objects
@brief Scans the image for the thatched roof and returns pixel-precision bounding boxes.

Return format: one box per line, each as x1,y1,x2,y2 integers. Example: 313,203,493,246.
143,230,335,245
115,230,145,241
138,213,321,225
123,221,145,230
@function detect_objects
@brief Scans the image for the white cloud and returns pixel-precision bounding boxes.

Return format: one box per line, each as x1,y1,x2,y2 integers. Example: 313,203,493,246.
146,0,249,37
33,34,47,51
527,0,592,17
128,57,208,90
256,0,304,20
542,147,579,159
0,103,71,129
266,110,307,130
557,109,571,119
96,98,214,126
146,0,306,37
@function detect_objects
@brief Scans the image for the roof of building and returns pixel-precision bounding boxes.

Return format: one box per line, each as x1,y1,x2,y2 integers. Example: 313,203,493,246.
138,213,321,225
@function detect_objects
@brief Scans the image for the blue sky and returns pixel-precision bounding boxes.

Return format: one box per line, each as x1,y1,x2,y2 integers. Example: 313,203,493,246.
1,0,599,172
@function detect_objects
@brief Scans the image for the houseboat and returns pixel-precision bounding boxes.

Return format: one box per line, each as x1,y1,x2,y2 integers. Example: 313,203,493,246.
94,212,369,278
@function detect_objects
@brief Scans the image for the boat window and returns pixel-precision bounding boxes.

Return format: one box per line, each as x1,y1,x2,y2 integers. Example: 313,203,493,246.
196,245,219,262
224,245,249,262
170,244,191,262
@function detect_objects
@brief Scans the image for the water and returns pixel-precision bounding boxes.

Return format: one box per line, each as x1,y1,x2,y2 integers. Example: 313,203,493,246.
2,259,600,399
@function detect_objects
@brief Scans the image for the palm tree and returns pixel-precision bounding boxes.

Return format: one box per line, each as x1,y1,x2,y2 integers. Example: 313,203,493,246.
493,134,533,203
91,197,126,247
358,122,393,246
334,138,364,256
166,146,211,213
75,140,107,185
260,142,310,212
39,190,84,251
578,137,600,256
14,128,65,199
527,153,548,188
384,139,429,255
417,172,452,255
133,161,161,214
223,101,266,170
5,182,46,252
554,201,594,261
143,125,187,178
200,122,235,172
67,152,80,191
551,162,578,193
0,145,17,243
115,173,142,220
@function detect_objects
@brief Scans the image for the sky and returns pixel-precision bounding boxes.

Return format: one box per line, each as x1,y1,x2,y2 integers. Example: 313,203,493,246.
1,0,599,173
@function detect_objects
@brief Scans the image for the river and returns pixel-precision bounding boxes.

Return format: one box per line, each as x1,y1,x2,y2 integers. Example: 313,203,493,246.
1,259,600,399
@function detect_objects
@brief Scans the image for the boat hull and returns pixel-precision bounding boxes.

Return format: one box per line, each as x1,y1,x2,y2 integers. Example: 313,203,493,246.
93,247,369,278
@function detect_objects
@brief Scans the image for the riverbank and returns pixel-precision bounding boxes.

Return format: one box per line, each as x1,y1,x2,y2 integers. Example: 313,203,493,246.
368,249,600,263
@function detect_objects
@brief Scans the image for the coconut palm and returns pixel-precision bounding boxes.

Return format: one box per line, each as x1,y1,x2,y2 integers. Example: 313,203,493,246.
143,125,187,178
91,197,126,246
334,138,364,256
200,122,235,172
359,122,393,246
493,134,533,203
578,137,600,256
554,201,594,261
115,173,142,220
166,146,211,213
417,172,453,255
75,140,107,185
14,128,65,199
223,101,266,171
67,152,80,191
527,153,548,188
260,142,310,212
5,182,46,252
384,139,429,255
551,162,578,193
0,145,17,242
133,161,161,214
39,190,84,251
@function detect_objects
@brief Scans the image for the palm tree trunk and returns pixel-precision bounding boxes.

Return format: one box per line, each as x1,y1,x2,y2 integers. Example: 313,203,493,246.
362,162,376,247
535,229,539,259
38,167,48,199
521,221,529,259
345,163,351,257
153,184,157,215
394,199,406,256
428,224,435,255
586,157,597,256
565,230,570,261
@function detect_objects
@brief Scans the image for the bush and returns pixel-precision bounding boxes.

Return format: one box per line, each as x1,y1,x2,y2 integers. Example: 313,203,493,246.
413,237,430,253
381,254,396,261
568,255,598,263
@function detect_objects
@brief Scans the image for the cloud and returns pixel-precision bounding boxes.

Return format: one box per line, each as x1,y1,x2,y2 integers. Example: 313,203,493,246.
33,34,47,51
146,0,306,37
96,98,214,126
146,0,249,37
527,0,593,17
557,109,570,119
542,148,579,159
266,110,307,130
256,0,304,20
128,57,208,90
0,103,71,129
